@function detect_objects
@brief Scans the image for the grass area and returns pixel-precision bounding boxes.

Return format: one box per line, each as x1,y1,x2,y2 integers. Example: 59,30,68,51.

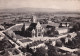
16,34,26,39
10,24,23,31
10,23,30,31
19,39,32,43
28,40,44,47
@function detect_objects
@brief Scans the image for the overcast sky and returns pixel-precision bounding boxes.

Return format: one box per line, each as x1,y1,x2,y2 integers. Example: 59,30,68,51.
0,0,80,12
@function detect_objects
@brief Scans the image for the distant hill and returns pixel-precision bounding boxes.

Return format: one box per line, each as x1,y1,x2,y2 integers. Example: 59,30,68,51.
0,7,80,14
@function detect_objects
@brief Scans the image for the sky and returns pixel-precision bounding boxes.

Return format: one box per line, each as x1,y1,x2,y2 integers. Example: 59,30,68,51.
0,0,80,12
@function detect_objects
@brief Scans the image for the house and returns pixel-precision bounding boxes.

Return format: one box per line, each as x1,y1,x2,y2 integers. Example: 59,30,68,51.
59,22,70,27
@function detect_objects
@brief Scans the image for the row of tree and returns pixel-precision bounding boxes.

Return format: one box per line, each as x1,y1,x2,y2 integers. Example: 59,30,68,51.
69,22,80,32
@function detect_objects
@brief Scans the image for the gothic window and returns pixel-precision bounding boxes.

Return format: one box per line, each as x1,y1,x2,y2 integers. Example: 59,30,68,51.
38,29,41,32
38,33,41,36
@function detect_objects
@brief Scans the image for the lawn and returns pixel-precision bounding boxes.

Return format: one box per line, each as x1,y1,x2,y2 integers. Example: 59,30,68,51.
19,39,32,43
16,34,26,40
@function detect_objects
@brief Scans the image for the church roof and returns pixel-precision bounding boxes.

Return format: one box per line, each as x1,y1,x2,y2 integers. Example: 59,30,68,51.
29,23,37,27
27,23,37,31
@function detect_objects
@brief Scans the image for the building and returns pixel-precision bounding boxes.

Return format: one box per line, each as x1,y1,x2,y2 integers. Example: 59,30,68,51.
59,22,70,27
22,15,70,37
26,15,45,37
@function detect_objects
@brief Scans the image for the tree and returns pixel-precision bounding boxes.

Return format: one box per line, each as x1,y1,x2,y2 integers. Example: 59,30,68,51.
56,39,62,47
21,23,26,36
0,38,13,51
47,26,59,37
5,30,16,40
47,45,59,56
69,22,80,32
35,47,48,56
73,23,79,31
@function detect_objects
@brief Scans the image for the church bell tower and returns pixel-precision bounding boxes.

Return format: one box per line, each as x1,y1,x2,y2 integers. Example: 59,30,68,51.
31,15,37,23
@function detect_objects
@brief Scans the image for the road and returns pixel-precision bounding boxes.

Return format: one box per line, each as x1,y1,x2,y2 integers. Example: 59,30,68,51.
0,23,78,53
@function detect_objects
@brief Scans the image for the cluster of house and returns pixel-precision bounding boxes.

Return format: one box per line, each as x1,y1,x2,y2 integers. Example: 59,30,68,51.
0,15,71,38
21,15,71,37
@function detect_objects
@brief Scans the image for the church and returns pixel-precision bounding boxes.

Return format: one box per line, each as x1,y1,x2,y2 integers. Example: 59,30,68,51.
25,15,45,37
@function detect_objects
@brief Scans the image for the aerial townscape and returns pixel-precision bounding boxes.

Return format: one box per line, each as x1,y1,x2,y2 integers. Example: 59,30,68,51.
0,0,80,56
0,9,80,56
